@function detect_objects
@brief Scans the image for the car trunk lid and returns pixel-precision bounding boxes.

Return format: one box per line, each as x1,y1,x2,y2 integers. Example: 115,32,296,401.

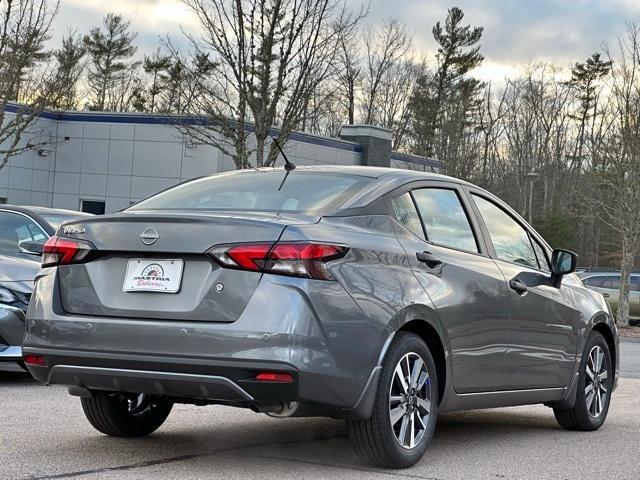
57,211,318,322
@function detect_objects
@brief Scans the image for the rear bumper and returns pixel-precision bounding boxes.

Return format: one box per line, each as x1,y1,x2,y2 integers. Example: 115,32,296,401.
24,269,390,418
24,347,297,405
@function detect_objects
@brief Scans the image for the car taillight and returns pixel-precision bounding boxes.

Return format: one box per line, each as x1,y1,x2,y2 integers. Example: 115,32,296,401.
208,242,348,280
42,236,96,268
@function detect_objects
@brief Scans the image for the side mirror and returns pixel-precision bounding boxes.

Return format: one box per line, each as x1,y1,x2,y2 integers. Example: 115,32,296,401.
19,240,45,256
550,249,578,287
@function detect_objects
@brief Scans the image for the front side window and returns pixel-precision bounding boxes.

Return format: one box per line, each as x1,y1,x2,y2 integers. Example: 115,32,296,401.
602,276,621,289
472,195,537,268
0,212,46,253
631,276,640,292
391,193,425,240
412,188,478,252
531,237,550,272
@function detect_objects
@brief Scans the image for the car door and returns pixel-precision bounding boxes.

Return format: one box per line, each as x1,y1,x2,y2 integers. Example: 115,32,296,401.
391,183,512,393
468,191,580,390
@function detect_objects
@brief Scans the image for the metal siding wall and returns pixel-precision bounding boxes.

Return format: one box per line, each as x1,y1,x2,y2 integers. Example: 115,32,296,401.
0,113,365,213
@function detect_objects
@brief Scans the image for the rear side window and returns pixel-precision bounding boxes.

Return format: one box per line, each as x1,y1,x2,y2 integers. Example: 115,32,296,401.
472,195,537,268
583,276,606,287
129,172,372,213
412,188,478,252
632,276,640,292
391,193,425,240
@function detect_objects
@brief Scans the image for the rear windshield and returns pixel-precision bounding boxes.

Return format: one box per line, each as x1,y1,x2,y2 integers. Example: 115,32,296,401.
128,171,372,213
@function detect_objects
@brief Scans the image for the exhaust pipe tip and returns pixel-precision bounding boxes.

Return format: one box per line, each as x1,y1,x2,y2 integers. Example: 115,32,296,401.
266,401,299,418
250,401,299,417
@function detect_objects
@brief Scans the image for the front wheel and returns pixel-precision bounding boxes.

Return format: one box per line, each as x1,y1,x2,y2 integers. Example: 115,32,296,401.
81,391,173,437
348,332,438,468
554,331,613,431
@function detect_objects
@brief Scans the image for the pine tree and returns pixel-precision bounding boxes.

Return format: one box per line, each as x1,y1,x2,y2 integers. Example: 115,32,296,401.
49,32,86,109
83,13,138,111
568,53,613,167
143,50,172,113
410,7,483,163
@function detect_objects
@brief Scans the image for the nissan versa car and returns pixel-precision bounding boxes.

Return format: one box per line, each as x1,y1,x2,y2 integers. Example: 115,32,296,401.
23,167,618,468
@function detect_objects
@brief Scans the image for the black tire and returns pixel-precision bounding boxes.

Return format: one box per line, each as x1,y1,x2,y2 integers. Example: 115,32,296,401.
347,332,438,469
553,331,613,431
81,391,173,437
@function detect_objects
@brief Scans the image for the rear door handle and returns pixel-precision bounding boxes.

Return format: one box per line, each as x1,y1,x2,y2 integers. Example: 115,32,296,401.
509,278,528,295
416,251,442,268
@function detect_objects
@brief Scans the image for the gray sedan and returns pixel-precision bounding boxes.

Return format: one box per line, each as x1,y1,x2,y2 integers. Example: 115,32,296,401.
23,167,617,468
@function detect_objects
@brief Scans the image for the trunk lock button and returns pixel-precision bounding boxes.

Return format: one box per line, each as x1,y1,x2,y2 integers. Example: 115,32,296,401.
215,283,224,293
179,328,188,337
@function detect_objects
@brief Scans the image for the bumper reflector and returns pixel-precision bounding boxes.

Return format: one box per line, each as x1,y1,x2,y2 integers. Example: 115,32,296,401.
23,354,46,367
255,372,294,383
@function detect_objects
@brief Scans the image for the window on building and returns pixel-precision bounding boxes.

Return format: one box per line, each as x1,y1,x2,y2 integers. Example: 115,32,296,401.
81,200,105,215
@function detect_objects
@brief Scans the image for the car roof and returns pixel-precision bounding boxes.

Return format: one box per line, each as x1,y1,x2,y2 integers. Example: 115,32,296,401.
0,205,92,217
230,165,471,184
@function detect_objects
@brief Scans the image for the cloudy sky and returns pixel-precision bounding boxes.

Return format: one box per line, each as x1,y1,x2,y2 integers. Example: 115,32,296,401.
54,0,640,81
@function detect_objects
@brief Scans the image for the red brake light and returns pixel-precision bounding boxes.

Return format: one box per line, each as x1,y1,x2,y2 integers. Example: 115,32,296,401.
208,242,348,280
255,372,294,383
42,236,95,267
23,354,46,367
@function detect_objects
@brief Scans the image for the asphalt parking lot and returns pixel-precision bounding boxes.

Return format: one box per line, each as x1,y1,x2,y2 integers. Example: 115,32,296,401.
1,341,639,480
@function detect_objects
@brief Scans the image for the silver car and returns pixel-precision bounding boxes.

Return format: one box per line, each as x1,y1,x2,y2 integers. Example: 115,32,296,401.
0,206,92,366
23,167,618,468
579,272,640,322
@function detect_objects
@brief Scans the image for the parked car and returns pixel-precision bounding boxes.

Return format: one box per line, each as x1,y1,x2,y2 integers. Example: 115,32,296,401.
23,167,617,468
0,206,92,366
578,271,640,322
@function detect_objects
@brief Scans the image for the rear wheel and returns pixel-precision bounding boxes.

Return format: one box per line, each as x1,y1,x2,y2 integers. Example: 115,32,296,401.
348,332,438,468
554,331,612,431
81,392,173,437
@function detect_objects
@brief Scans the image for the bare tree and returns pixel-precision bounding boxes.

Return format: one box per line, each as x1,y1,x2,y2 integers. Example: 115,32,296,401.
0,0,59,172
589,24,640,326
176,0,364,169
360,19,410,125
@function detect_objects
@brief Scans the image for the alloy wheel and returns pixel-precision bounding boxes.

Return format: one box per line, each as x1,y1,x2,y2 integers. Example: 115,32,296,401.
585,345,608,417
389,352,431,449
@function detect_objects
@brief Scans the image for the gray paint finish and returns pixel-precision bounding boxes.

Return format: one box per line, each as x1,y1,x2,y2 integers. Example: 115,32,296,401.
23,166,617,421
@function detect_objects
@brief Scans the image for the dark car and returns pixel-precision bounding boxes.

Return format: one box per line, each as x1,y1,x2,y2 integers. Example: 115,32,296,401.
22,167,617,468
0,206,92,366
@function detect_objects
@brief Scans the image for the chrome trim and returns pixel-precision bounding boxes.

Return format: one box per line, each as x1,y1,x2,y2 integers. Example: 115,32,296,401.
0,345,22,359
47,365,255,401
